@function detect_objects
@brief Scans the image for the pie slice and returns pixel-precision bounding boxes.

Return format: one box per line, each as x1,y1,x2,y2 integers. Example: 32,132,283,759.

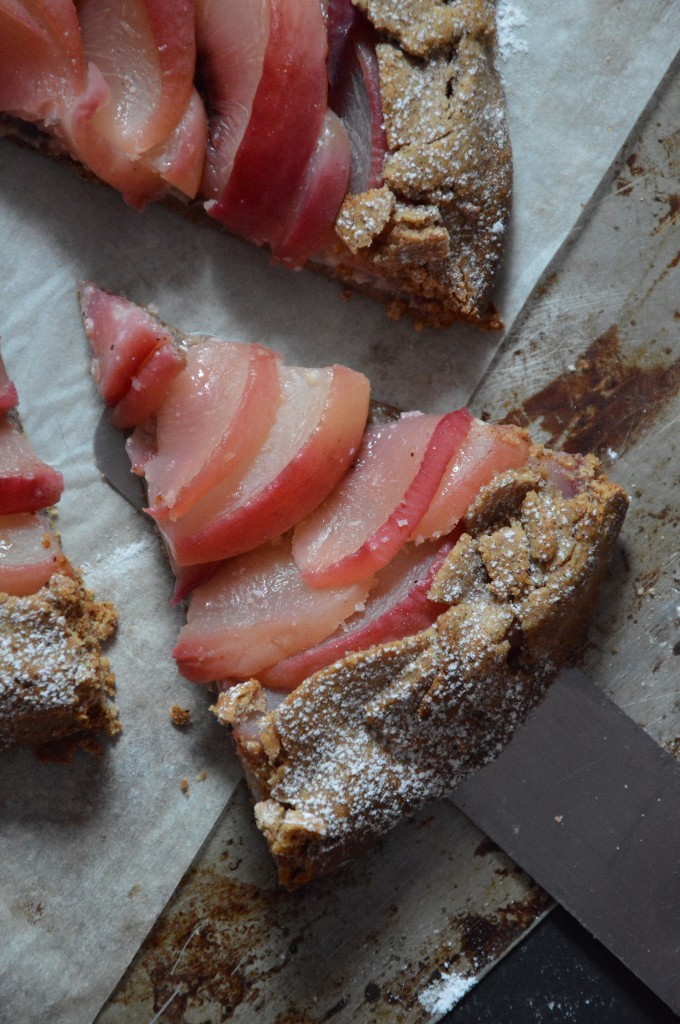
0,350,119,755
82,290,628,886
0,0,511,327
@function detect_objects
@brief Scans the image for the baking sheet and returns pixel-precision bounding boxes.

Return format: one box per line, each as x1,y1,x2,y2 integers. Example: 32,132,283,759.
1,4,679,1023
99,40,680,1024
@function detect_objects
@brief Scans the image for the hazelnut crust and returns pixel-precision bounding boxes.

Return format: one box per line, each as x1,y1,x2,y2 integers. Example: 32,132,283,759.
214,448,628,889
318,0,511,328
0,565,119,752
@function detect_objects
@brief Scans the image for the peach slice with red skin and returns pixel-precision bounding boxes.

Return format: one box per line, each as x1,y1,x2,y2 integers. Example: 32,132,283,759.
173,536,374,684
159,362,370,566
0,512,60,596
80,282,183,412
142,338,281,521
206,0,328,254
292,409,473,588
260,535,454,691
196,0,270,200
77,0,197,155
411,420,532,542
109,334,186,430
0,416,64,514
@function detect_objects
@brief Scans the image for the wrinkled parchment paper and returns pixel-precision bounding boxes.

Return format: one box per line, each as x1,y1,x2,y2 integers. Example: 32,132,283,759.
1,3,680,1022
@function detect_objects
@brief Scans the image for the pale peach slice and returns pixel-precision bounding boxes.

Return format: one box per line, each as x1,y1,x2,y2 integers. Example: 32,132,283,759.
0,512,60,596
143,338,281,521
292,408,472,588
260,535,453,690
80,282,178,408
0,0,85,123
0,416,64,514
143,87,208,200
173,536,374,684
77,0,196,155
274,109,350,268
109,334,186,430
159,363,370,566
412,420,532,542
197,0,270,199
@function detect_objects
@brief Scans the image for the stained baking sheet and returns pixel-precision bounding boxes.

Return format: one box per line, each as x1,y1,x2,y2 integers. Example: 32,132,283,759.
1,4,680,1024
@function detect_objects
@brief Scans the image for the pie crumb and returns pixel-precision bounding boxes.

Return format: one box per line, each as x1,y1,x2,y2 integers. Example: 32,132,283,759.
170,704,191,727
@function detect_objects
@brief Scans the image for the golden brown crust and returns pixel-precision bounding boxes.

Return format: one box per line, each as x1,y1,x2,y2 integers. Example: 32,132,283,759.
214,449,627,888
0,566,119,752
321,0,511,328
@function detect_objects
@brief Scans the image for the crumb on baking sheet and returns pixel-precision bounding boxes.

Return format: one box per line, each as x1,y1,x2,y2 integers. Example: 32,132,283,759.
170,704,191,727
180,777,189,795
197,771,207,782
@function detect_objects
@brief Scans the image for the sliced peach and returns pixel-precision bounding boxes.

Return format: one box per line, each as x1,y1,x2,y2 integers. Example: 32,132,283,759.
293,408,472,588
80,282,178,408
196,0,270,199
0,512,60,596
77,0,196,155
143,338,281,521
261,535,453,690
173,535,374,683
0,0,85,122
274,109,350,268
109,335,186,430
412,420,532,542
0,416,64,514
206,0,328,251
159,363,370,566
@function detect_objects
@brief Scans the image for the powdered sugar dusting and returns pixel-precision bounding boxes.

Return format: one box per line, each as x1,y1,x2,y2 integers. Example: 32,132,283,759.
418,970,476,1016
496,1,529,58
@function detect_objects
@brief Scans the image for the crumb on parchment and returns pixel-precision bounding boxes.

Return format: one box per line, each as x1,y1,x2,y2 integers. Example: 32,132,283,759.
170,704,191,727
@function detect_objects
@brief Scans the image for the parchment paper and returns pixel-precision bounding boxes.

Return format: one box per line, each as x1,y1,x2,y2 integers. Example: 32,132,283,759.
1,4,679,1022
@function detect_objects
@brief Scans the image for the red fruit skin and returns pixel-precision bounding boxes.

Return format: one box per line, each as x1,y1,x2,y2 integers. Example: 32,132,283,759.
206,0,328,251
0,418,64,514
109,339,187,430
260,536,455,691
294,408,473,588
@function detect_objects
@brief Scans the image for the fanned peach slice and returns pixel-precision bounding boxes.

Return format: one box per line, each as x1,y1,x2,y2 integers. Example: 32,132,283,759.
274,109,350,268
261,536,453,691
142,87,208,200
142,338,281,521
109,333,186,430
0,416,64,514
0,0,85,123
0,352,18,413
206,0,328,253
412,420,532,542
328,3,386,192
77,0,196,155
173,536,374,684
159,362,370,566
0,512,60,596
80,282,180,409
293,409,473,588
197,0,270,199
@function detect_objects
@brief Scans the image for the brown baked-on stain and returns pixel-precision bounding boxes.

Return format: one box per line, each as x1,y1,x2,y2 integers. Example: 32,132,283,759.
655,193,680,232
503,325,680,459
